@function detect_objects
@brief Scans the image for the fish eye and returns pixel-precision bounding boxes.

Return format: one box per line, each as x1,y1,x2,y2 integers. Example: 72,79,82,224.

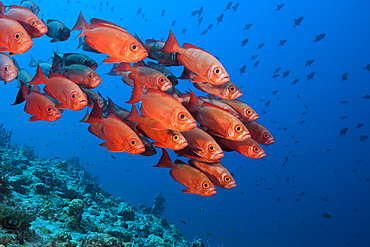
208,144,215,152
145,144,150,149
29,19,37,27
253,147,260,152
4,65,9,72
88,73,93,79
94,98,99,102
130,43,138,51
46,106,53,113
159,77,165,84
172,134,179,142
58,27,63,33
178,112,187,121
228,86,235,92
246,109,252,115
263,133,269,139
202,181,210,190
213,67,221,75
70,92,77,101
234,125,243,133
129,139,137,147
14,32,22,41
224,176,231,183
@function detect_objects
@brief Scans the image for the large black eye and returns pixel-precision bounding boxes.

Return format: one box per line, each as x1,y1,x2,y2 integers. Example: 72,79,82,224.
228,86,235,92
263,133,269,139
4,65,9,72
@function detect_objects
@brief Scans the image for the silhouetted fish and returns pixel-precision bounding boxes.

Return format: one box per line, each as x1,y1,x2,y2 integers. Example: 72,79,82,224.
341,72,348,82
305,59,314,66
292,79,299,85
278,39,287,46
363,94,370,99
340,127,348,136
181,28,187,34
137,7,142,15
314,33,326,43
272,74,279,79
356,123,364,129
293,16,303,28
207,24,213,30
360,135,368,142
272,90,278,95
265,100,270,107
239,65,246,75
363,63,370,71
340,101,348,104
198,17,203,25
275,4,284,11
243,23,252,30
274,67,281,73
307,72,315,81
171,20,176,27
282,70,290,78
217,13,224,25
225,1,233,11
232,2,239,13
322,213,331,219
250,54,258,60
340,115,348,120
198,6,204,16
241,38,249,47
161,9,165,17
257,43,265,49
299,120,305,124
253,60,260,68
200,29,208,36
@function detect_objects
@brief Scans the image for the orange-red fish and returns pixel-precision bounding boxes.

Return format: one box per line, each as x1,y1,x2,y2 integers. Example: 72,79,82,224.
107,69,137,90
73,13,148,63
5,5,47,38
154,149,217,196
174,147,221,164
243,121,275,145
198,96,240,119
29,65,87,111
189,159,236,189
86,101,145,154
113,62,172,91
160,30,229,85
126,76,197,132
187,90,250,141
126,105,188,150
219,99,259,122
181,126,224,161
59,64,101,89
12,81,61,121
0,13,33,54
212,134,266,159
80,87,106,109
193,81,242,100
0,52,18,83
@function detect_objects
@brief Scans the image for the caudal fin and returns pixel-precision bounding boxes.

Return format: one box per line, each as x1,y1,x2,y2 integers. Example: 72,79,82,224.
12,81,28,105
125,75,143,104
159,30,181,53
71,12,89,31
86,100,104,124
29,65,49,85
153,148,174,168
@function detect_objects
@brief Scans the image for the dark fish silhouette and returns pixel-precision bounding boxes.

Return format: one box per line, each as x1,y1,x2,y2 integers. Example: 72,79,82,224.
260,99,265,102
161,9,165,17
275,4,284,11
299,120,305,124
356,123,364,129
225,1,233,11
265,100,270,107
360,135,368,142
217,13,224,25
304,104,309,109
297,94,301,99
241,38,249,47
340,127,348,136
341,101,348,104
314,33,326,43
305,59,314,66
272,74,279,79
341,72,348,82
278,39,287,46
190,11,198,17
302,111,308,115
200,29,208,36
243,23,252,30
282,70,290,78
198,6,204,16
274,67,281,73
340,115,348,120
198,17,203,25
307,72,315,81
257,43,265,49
181,28,187,34
363,94,370,99
253,60,260,68
292,79,299,85
293,16,303,28
46,19,70,43
363,63,370,71
171,20,176,27
272,90,278,95
232,2,239,13
137,7,142,15
322,213,331,219
239,65,246,75
250,54,258,60
207,24,213,30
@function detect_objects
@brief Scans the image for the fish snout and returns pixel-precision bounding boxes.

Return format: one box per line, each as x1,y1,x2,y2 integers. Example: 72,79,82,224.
5,72,17,82
134,145,146,155
220,76,230,84
211,151,224,161
38,25,48,35
225,181,237,189
232,90,243,100
20,40,33,53
161,83,173,92
254,151,266,159
205,187,217,196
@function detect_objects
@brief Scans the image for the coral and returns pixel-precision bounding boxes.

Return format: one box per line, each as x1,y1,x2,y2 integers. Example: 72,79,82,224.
67,199,84,231
117,203,136,221
0,123,12,147
0,177,10,201
150,192,165,217
0,205,36,230
80,234,104,247
17,146,36,161
191,239,205,247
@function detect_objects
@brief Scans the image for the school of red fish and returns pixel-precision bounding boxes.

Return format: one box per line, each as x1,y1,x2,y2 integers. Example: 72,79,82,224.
0,1,275,196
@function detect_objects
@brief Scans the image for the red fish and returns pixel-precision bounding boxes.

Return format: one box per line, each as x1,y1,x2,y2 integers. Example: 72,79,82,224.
154,149,217,196
181,126,224,161
0,14,33,54
73,13,148,63
187,90,250,141
29,65,87,111
212,134,266,159
0,52,18,83
189,159,236,189
107,69,137,90
113,62,172,92
219,99,259,122
126,75,197,132
193,81,242,100
198,96,240,119
59,64,101,89
5,5,47,38
243,121,275,145
12,81,61,121
86,101,145,154
160,30,229,85
126,104,188,150
174,147,221,164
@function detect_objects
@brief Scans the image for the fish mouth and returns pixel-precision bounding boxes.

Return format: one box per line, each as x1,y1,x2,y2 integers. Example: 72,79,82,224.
6,73,17,82
39,26,48,35
161,83,173,92
232,91,243,100
21,40,33,53
254,151,266,159
133,146,146,155
220,76,230,84
249,114,259,122
205,188,217,196
185,121,198,131
211,151,224,161
224,182,237,189
266,138,275,145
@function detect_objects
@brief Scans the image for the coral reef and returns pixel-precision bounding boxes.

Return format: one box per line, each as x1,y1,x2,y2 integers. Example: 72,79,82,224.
0,123,12,147
0,124,204,246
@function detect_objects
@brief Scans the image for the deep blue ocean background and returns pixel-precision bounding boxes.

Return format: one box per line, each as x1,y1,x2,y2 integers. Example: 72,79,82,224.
1,0,370,246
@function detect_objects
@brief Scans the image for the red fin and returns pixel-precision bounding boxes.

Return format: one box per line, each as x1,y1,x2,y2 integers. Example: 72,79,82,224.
86,100,104,124
182,43,201,50
126,104,141,122
126,75,143,104
79,109,90,123
12,81,28,105
178,67,197,80
182,187,196,194
29,115,42,122
0,2,5,14
132,61,147,68
154,149,174,168
113,62,133,72
186,89,199,114
48,72,69,80
29,65,49,85
148,121,168,130
159,30,181,53
71,11,89,31
200,101,231,113
90,18,128,33
102,56,123,63
9,5,32,12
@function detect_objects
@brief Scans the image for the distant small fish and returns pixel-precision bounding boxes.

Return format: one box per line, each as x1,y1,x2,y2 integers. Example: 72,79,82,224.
340,127,348,136
257,43,265,50
261,110,266,115
341,72,348,82
305,59,314,66
207,24,213,30
217,13,224,25
198,17,203,25
253,60,260,68
111,155,116,159
225,1,233,11
363,94,370,99
299,120,305,124
356,123,364,129
323,196,330,201
307,72,315,81
181,28,187,34
250,54,258,60
341,101,348,104
272,90,278,95
278,39,287,46
292,78,299,85
314,33,326,43
340,115,348,120
302,112,308,115
304,104,309,109
171,20,176,27
297,94,300,99
322,213,331,219
239,65,246,75
274,67,281,73
276,197,281,202
272,74,279,79
232,2,239,13
275,4,284,11
295,198,301,202
198,6,204,16
293,16,303,28
243,23,252,30
161,9,165,17
260,99,265,102
282,70,290,78
360,135,368,142
265,100,270,108
137,7,142,15
363,63,370,71
200,29,208,36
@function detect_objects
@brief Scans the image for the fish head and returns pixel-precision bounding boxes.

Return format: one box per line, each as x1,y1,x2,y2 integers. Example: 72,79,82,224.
247,141,266,159
198,141,224,161
42,104,62,121
21,1,39,15
125,137,145,155
91,95,106,109
139,136,157,156
207,64,229,85
228,122,251,141
169,107,197,132
84,71,102,88
222,82,243,100
84,59,98,70
10,27,33,53
260,131,275,145
156,75,172,91
166,130,188,150
219,172,237,189
25,17,48,38
242,107,259,122
122,40,148,62
67,89,87,111
196,179,217,197
57,25,70,41
1,63,18,82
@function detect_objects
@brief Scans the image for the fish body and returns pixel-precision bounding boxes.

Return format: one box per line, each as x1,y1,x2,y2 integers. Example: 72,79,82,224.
250,54,258,60
126,77,197,132
154,149,217,196
241,38,249,47
341,72,348,82
278,39,287,46
0,52,18,83
293,16,303,28
160,31,229,85
243,23,252,30
198,97,240,119
193,81,242,100
282,70,290,78
59,64,101,89
244,121,275,145
257,43,264,49
314,33,326,43
77,37,102,54
216,13,223,25
339,127,348,136
20,0,39,15
253,60,260,68
46,19,70,42
305,59,314,66
52,52,98,71
239,65,246,75
12,81,61,121
275,4,284,11
29,65,87,111
5,5,47,38
307,71,315,80
219,99,259,122
292,78,299,85
80,87,106,109
232,2,239,12
146,61,178,86
189,159,236,189
0,14,33,54
225,1,232,11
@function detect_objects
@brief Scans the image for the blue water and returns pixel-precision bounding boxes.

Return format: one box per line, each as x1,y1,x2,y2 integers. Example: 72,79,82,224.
1,0,370,246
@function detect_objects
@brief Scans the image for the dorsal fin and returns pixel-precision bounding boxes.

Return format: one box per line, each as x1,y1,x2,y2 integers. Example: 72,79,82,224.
8,5,33,13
